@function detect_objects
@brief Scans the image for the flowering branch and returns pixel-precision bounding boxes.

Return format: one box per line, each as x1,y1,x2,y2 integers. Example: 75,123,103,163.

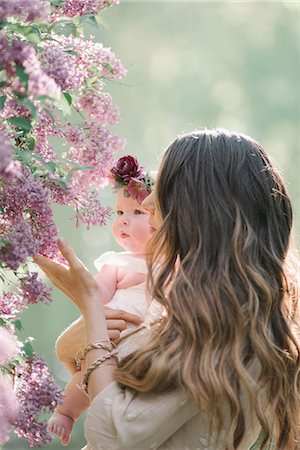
0,0,126,446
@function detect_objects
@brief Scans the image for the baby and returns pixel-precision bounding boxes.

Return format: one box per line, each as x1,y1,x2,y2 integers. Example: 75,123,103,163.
48,155,155,446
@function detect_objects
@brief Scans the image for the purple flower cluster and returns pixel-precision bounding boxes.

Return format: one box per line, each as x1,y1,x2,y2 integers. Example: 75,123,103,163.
66,121,126,193
1,0,127,447
0,292,25,319
14,356,63,447
53,34,127,80
40,45,87,91
20,272,52,305
0,0,49,22
0,37,61,99
76,91,120,124
74,192,111,229
0,327,20,365
0,376,18,446
0,171,61,268
55,0,119,18
0,220,39,270
0,135,21,180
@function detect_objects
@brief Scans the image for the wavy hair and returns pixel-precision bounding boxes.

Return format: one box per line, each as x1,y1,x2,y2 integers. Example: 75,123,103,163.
115,129,300,449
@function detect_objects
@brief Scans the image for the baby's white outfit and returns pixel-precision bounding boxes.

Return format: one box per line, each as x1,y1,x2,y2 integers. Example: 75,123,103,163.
94,251,149,322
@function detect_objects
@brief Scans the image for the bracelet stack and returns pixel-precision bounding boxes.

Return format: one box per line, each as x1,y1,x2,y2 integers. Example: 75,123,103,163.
75,340,116,370
76,340,118,395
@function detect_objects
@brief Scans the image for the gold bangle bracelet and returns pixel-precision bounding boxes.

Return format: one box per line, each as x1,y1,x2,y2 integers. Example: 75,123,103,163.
81,350,118,395
75,340,117,370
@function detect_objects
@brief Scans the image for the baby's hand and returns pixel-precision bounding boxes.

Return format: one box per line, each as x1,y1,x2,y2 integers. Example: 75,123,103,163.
104,306,143,341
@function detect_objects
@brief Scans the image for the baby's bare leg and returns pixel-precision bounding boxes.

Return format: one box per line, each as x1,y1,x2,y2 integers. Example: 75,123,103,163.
48,369,90,446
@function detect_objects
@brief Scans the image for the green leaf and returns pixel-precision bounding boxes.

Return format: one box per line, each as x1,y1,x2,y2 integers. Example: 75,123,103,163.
8,116,32,132
45,161,56,172
58,179,68,190
0,95,7,110
0,81,7,88
0,204,4,213
16,98,37,118
64,50,79,56
14,320,23,331
15,65,29,90
59,92,72,115
63,91,72,106
50,0,63,6
23,340,34,360
25,32,41,45
26,136,36,151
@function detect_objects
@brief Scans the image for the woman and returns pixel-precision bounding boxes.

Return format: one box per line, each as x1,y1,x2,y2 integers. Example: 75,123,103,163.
35,128,300,450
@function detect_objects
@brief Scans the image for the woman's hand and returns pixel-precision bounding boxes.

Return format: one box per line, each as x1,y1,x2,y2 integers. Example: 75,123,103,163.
34,239,101,313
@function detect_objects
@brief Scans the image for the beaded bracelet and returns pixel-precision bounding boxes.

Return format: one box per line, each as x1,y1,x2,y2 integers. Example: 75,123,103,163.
81,349,119,395
75,340,116,370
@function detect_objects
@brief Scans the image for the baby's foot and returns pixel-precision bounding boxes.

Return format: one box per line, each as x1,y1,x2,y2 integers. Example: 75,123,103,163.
47,410,75,446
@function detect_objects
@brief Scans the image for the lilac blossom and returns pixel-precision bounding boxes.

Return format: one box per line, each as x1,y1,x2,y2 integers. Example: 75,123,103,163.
0,38,60,99
74,191,111,228
0,219,39,270
14,356,63,447
0,327,20,365
76,91,120,124
54,0,119,18
51,34,127,80
66,120,126,193
0,98,33,121
0,133,13,172
0,292,26,319
0,0,49,23
0,376,19,446
20,272,52,305
0,132,21,180
40,45,87,91
0,172,61,266
23,47,61,99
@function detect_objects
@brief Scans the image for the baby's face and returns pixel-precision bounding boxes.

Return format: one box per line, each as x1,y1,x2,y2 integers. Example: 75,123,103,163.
112,187,155,256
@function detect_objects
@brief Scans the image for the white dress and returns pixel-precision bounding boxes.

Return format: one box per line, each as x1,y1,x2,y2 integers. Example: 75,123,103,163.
94,251,150,323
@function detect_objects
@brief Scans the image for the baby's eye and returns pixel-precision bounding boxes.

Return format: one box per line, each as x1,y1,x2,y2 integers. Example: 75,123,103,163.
134,209,144,215
116,210,123,215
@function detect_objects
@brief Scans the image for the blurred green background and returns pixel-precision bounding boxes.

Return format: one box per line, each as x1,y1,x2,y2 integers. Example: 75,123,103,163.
5,1,299,449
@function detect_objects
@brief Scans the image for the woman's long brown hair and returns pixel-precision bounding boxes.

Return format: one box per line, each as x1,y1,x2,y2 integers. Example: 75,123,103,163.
115,129,300,449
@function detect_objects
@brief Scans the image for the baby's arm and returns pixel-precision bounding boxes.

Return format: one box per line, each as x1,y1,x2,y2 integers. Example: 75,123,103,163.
93,264,118,305
55,266,118,374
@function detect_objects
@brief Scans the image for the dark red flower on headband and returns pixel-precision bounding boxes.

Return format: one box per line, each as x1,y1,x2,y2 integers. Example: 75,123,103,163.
110,155,143,182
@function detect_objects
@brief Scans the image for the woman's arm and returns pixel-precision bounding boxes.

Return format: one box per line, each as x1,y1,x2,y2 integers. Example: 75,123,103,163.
34,239,141,399
56,310,143,374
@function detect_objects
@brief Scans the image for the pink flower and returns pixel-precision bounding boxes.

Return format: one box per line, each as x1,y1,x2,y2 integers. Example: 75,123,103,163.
0,0,49,22
0,327,20,365
73,191,111,229
0,292,25,319
54,0,119,18
76,91,120,125
0,376,19,446
126,178,150,204
20,273,52,305
14,356,63,447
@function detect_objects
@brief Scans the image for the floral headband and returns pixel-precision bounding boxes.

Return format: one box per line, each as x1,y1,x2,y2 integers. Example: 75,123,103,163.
109,155,154,204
